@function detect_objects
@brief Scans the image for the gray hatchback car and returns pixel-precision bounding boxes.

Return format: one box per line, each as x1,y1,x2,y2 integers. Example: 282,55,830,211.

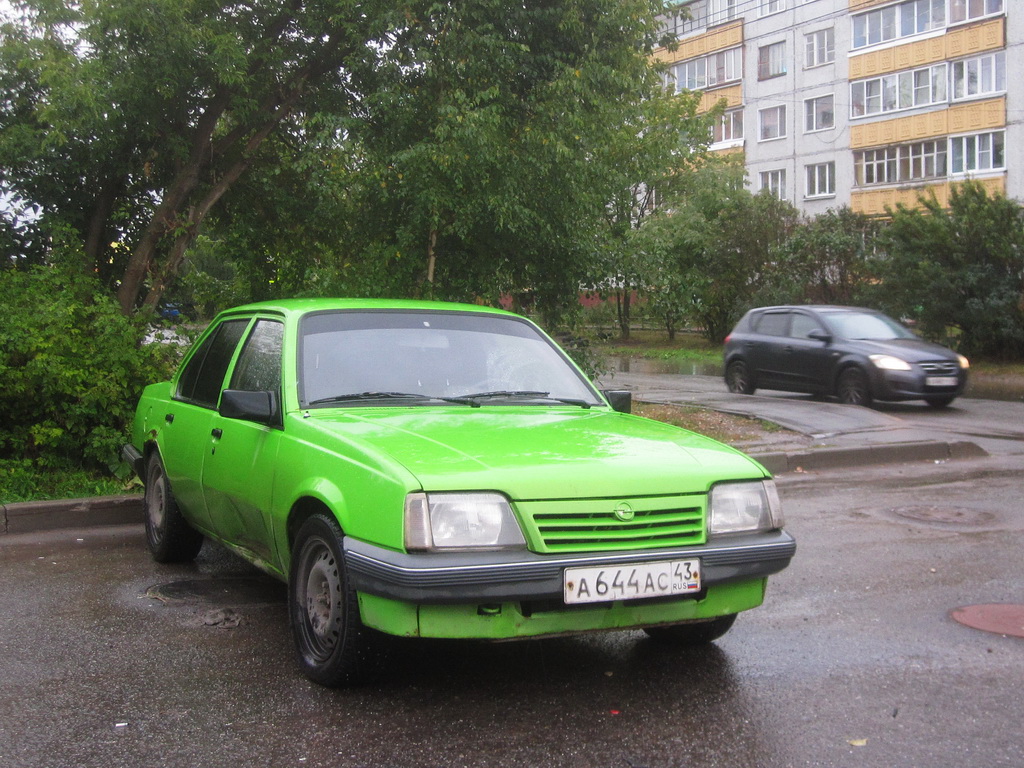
723,305,969,408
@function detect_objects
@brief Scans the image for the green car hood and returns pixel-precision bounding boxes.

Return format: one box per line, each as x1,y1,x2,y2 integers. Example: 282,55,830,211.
303,407,766,500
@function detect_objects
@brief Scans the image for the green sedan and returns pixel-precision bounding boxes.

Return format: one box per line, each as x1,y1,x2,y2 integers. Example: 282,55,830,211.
123,299,795,686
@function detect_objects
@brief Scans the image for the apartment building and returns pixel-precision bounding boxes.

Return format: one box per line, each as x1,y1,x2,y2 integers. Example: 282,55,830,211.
653,0,1017,216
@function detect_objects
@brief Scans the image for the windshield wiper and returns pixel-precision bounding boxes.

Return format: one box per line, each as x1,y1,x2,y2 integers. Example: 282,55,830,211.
308,391,431,406
453,390,592,408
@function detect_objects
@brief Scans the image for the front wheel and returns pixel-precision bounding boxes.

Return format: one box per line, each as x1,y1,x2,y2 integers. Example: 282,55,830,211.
726,360,756,395
289,514,374,687
144,454,204,563
836,367,873,407
643,614,737,645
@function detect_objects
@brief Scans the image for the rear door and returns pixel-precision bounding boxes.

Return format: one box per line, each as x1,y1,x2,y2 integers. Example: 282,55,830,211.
746,310,791,389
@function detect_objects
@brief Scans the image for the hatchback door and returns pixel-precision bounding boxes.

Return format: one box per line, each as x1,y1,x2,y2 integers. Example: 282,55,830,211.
776,310,837,393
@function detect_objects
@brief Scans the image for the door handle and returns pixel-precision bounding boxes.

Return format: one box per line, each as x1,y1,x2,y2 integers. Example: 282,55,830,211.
165,413,174,423
211,428,223,439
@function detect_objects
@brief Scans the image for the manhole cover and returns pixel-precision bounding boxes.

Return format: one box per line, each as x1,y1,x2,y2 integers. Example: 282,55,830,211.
950,604,1024,639
891,506,995,526
145,577,283,605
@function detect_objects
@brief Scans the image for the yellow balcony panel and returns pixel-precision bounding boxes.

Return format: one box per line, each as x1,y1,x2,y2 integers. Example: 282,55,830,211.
652,21,743,65
849,0,890,9
850,98,1005,149
849,18,1004,79
851,177,1006,216
699,84,742,113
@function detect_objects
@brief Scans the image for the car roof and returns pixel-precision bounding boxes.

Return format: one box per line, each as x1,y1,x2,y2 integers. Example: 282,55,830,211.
749,305,879,314
214,298,520,321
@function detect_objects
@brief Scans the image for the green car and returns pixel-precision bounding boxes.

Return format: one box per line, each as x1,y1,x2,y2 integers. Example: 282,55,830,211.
124,299,795,686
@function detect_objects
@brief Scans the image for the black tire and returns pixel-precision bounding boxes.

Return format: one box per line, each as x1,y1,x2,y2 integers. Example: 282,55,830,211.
836,367,873,407
643,614,737,645
726,360,756,395
925,396,955,408
144,453,204,563
289,514,374,687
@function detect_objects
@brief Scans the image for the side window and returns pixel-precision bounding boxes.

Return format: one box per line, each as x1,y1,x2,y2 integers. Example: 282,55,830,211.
754,312,790,336
789,313,821,340
175,319,249,408
230,320,284,392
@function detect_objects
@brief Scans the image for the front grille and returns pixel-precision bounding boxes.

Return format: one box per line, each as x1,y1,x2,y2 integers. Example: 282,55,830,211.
920,361,958,376
526,501,705,554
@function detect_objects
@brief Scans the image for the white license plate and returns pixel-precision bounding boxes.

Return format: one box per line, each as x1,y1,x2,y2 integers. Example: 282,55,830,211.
563,559,701,605
926,376,958,387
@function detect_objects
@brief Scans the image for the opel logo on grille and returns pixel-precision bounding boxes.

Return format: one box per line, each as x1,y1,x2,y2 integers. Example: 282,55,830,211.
613,502,635,522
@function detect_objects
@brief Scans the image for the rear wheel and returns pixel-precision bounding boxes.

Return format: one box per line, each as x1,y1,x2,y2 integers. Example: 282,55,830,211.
289,514,374,687
643,614,737,645
144,454,204,563
837,367,873,407
726,360,756,395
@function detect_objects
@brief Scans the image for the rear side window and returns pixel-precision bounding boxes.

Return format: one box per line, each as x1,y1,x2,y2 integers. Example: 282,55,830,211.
753,312,790,336
176,319,249,407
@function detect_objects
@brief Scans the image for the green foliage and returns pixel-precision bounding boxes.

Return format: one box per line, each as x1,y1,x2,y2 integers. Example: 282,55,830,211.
875,182,1024,358
0,264,177,476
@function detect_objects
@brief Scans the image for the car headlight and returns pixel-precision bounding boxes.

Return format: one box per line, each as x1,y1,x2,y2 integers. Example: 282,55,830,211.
404,492,527,551
869,354,912,371
708,480,783,535
957,354,970,369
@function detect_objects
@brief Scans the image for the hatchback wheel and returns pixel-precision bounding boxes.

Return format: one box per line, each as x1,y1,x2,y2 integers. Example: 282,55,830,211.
144,454,204,563
837,367,873,406
289,514,374,687
726,360,756,395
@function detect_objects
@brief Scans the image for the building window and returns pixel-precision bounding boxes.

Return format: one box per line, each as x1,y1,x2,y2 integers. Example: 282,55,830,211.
805,162,836,198
758,41,787,80
805,95,834,132
951,131,1005,174
850,64,947,117
660,0,740,38
760,0,785,17
759,105,787,141
950,0,1003,24
854,141,948,186
713,109,743,144
760,169,787,199
671,47,742,92
952,52,1006,101
853,0,944,49
805,28,835,68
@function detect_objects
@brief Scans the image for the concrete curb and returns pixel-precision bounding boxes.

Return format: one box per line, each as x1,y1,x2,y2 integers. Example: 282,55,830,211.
1,440,989,535
754,439,988,475
2,494,143,535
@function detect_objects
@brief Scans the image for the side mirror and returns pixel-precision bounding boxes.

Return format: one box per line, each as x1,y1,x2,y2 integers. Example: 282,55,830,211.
220,389,280,427
601,390,632,414
808,330,832,343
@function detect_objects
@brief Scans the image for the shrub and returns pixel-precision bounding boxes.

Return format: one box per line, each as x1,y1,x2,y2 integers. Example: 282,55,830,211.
0,265,177,476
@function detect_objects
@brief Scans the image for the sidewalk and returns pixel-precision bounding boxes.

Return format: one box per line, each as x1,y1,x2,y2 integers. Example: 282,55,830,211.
6,371,1010,535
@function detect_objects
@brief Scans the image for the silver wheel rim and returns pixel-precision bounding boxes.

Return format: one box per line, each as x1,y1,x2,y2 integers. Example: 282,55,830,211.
147,471,167,532
302,540,342,654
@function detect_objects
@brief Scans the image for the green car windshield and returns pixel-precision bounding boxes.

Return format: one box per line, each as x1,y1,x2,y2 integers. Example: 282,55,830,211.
298,310,603,408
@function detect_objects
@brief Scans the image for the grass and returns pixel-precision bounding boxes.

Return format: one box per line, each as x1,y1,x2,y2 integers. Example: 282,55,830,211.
0,460,140,505
633,402,784,445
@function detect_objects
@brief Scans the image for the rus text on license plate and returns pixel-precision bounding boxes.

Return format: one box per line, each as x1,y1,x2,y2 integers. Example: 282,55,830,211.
563,559,701,605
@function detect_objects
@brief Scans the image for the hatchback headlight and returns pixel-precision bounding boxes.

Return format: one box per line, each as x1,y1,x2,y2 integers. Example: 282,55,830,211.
957,354,970,369
869,354,912,371
708,480,783,535
404,492,527,551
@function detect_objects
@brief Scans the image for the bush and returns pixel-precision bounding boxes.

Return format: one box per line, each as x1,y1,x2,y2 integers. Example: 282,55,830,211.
0,265,178,476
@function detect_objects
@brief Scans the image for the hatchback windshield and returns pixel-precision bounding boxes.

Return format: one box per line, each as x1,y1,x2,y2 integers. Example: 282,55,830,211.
822,311,916,341
299,311,602,407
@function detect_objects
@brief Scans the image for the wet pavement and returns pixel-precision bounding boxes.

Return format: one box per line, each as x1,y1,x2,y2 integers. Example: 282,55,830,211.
2,369,1023,767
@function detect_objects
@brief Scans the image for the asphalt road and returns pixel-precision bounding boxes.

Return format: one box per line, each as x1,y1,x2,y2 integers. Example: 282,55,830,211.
2,453,1022,767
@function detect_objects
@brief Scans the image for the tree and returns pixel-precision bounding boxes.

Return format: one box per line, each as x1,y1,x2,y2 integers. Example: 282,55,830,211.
1,0,405,312
876,181,1024,358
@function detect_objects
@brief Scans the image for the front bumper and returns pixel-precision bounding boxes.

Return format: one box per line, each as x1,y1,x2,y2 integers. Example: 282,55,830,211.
870,367,967,402
344,530,796,605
